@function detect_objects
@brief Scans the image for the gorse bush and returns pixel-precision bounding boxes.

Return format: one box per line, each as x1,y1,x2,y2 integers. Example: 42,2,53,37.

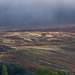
2,65,8,75
35,67,71,75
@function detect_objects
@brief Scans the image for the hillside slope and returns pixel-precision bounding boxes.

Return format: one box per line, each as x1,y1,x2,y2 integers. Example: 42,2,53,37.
0,25,75,74
0,25,75,33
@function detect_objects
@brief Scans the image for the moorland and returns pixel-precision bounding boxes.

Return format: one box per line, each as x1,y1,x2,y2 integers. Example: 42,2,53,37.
0,25,75,74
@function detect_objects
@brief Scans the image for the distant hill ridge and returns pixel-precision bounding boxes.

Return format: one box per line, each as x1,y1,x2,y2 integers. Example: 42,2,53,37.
0,25,75,33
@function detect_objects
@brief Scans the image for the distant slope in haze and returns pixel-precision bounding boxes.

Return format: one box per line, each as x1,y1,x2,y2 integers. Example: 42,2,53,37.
0,25,75,33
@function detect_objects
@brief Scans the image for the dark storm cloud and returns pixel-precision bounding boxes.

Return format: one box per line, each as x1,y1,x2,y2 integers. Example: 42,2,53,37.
0,0,75,28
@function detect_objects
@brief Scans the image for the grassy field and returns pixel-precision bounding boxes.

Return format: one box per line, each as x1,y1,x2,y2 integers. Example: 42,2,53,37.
0,31,75,74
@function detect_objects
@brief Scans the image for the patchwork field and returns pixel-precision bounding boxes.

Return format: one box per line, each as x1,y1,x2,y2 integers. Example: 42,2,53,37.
0,25,75,74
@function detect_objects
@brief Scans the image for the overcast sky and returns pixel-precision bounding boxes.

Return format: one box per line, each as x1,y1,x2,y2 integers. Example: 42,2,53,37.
0,0,75,28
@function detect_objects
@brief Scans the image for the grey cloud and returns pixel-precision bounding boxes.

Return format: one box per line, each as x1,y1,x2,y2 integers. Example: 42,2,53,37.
0,0,75,28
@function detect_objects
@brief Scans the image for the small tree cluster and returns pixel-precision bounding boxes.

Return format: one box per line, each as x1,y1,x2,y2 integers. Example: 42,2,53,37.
35,66,71,75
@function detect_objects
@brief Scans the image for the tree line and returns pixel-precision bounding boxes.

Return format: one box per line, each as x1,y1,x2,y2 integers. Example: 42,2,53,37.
0,62,74,75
